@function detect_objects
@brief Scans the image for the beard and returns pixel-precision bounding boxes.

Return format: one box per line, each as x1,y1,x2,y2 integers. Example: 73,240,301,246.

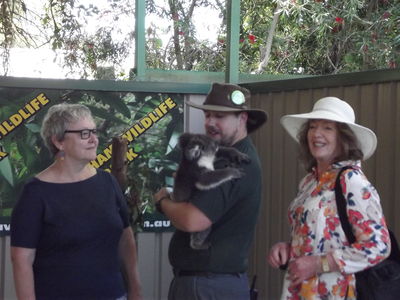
206,126,238,146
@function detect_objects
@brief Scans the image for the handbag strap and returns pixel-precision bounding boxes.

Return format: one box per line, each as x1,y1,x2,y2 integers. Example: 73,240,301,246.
389,230,400,262
334,166,356,244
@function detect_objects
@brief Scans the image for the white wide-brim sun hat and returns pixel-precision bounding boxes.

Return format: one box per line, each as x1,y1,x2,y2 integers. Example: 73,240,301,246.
280,96,377,160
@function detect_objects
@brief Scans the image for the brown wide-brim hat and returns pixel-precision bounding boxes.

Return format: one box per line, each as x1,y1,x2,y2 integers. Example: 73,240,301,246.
186,82,268,133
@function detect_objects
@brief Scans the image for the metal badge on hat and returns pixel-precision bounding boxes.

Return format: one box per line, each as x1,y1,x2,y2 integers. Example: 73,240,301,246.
231,90,245,105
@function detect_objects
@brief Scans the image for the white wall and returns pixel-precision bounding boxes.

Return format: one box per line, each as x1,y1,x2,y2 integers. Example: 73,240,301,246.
185,94,206,133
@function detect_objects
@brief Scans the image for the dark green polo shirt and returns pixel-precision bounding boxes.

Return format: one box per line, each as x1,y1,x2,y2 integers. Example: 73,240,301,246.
168,136,262,273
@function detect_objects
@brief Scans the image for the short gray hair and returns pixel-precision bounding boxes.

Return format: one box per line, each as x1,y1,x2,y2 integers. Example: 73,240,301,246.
41,103,93,155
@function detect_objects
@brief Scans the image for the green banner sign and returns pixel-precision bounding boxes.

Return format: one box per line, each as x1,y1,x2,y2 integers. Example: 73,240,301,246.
0,87,182,235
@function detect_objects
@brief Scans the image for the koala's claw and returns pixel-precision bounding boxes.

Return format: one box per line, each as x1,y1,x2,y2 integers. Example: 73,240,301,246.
236,152,250,164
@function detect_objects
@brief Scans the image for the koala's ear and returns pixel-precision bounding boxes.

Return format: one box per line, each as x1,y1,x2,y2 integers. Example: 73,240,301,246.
179,133,192,149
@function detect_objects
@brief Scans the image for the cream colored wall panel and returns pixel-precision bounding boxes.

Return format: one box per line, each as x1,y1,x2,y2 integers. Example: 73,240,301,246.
4,237,16,300
137,232,173,300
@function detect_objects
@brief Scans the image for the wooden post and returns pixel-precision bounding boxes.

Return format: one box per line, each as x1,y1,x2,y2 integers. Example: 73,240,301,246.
111,137,141,227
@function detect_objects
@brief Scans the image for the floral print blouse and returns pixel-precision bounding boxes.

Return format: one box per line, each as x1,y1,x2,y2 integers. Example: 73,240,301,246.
281,160,390,300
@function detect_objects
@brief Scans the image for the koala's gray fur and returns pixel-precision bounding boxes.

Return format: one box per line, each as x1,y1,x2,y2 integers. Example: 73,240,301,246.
172,132,250,250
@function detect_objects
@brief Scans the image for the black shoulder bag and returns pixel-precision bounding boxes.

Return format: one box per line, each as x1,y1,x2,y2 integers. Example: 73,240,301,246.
335,167,400,300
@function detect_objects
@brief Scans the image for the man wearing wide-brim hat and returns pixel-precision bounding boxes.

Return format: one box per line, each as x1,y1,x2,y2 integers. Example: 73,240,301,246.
187,82,268,139
154,82,267,300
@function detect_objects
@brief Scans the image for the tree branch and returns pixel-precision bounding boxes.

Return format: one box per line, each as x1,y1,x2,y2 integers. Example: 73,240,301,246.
256,3,281,74
169,0,183,69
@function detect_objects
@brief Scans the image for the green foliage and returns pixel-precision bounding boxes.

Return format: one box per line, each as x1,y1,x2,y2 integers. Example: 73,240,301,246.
146,0,226,71
240,0,400,74
0,158,14,187
0,0,135,78
145,0,399,74
1,0,398,77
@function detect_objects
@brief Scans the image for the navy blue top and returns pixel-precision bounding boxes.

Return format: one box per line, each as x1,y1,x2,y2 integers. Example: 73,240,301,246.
11,169,130,300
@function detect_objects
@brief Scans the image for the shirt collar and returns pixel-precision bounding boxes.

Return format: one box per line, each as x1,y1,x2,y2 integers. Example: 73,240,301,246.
311,160,361,176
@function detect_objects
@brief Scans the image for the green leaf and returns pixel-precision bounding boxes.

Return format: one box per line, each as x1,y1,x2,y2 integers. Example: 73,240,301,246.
394,35,400,47
133,98,168,119
166,130,180,155
17,139,37,168
1,208,13,217
0,156,14,186
134,144,144,152
90,92,131,118
85,105,128,125
25,123,41,133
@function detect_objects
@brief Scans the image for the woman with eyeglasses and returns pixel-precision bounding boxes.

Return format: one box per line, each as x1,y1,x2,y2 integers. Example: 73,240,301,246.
10,103,142,300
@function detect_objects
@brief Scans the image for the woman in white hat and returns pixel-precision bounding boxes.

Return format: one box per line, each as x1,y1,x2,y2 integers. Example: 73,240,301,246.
267,97,390,299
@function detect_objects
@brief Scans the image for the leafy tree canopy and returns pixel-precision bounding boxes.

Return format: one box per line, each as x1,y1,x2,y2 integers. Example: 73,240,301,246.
0,0,134,78
0,0,398,78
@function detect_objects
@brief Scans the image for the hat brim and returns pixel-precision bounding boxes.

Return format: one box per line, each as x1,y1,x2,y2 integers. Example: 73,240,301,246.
281,112,377,160
186,100,268,133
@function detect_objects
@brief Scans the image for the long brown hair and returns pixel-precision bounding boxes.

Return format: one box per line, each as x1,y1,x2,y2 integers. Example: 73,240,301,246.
298,120,364,172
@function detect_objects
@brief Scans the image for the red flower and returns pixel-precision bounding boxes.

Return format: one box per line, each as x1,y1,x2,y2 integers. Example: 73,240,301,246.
298,236,313,252
299,223,310,235
326,216,340,231
353,242,363,250
358,221,373,235
381,226,390,243
301,243,313,254
288,284,301,299
363,241,377,248
248,34,256,44
369,255,385,265
388,61,397,68
239,38,244,43
178,31,184,36
318,281,329,296
348,210,363,224
218,39,225,44
362,189,371,199
335,17,344,24
382,11,391,19
323,227,331,239
335,277,350,297
371,32,378,42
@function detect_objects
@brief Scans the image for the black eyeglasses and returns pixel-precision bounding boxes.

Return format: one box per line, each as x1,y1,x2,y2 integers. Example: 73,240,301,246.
64,129,98,139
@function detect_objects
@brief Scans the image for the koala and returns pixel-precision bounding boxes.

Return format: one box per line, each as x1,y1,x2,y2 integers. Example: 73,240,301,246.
172,132,250,250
